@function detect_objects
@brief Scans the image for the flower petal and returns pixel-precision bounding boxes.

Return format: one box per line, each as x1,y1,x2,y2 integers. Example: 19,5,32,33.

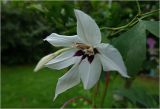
74,9,101,45
96,43,129,78
47,49,77,64
44,33,81,47
79,55,102,89
45,49,79,70
54,64,80,100
46,57,76,70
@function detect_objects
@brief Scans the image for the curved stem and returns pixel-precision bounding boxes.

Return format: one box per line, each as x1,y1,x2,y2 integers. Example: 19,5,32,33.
130,19,139,26
100,72,110,107
109,9,157,36
109,15,138,36
61,96,93,109
101,14,138,31
100,22,130,30
110,29,124,36
100,8,159,32
140,10,159,19
141,9,160,16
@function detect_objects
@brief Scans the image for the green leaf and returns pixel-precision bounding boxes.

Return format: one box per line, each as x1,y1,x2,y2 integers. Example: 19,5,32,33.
117,87,158,108
112,21,146,76
111,20,159,76
143,20,159,37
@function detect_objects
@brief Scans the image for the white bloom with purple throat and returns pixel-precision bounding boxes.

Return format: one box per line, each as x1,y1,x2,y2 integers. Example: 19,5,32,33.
35,9,129,100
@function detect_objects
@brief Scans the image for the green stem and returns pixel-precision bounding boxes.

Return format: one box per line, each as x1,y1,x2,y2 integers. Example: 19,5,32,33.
100,23,129,30
101,14,138,31
110,29,124,36
100,8,159,32
109,15,138,36
100,72,110,107
140,10,160,19
127,15,138,26
109,9,158,36
141,9,160,16
136,0,141,15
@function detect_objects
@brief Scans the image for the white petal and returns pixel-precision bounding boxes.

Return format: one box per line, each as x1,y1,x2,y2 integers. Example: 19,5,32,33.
47,49,77,64
45,49,79,70
54,64,80,100
46,57,76,70
96,43,129,78
45,49,81,70
79,55,102,89
74,9,101,45
44,33,81,47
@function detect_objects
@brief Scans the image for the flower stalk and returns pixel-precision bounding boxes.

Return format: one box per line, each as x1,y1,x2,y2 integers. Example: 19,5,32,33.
92,80,100,108
61,96,93,109
100,72,110,107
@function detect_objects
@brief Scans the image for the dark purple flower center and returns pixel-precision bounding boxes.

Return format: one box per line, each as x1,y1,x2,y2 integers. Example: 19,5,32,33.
74,48,99,63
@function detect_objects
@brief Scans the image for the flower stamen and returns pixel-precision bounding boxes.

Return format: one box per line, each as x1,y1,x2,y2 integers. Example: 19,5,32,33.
74,43,94,56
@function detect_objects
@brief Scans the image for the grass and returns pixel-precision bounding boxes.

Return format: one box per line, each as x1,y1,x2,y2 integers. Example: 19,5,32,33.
1,65,91,108
1,65,159,108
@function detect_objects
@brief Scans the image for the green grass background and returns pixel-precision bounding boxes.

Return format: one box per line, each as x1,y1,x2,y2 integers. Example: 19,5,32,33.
1,65,159,108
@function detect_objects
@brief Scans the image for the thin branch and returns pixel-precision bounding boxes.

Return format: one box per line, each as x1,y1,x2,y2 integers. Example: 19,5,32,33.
100,14,138,31
136,0,141,15
100,8,159,32
140,9,160,20
110,29,125,36
100,24,128,30
141,9,160,16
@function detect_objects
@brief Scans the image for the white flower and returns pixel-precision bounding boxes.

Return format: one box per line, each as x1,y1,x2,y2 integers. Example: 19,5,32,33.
40,9,129,100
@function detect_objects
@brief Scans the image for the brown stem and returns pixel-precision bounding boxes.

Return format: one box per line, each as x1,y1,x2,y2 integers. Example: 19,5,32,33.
100,71,110,107
123,78,135,107
95,81,100,97
124,78,135,89
92,80,100,108
61,96,93,109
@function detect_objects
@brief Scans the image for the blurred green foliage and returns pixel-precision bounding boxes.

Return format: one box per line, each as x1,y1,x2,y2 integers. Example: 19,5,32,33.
2,1,158,65
115,87,159,108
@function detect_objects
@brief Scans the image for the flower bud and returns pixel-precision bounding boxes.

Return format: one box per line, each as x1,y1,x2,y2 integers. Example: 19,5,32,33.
34,53,55,72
